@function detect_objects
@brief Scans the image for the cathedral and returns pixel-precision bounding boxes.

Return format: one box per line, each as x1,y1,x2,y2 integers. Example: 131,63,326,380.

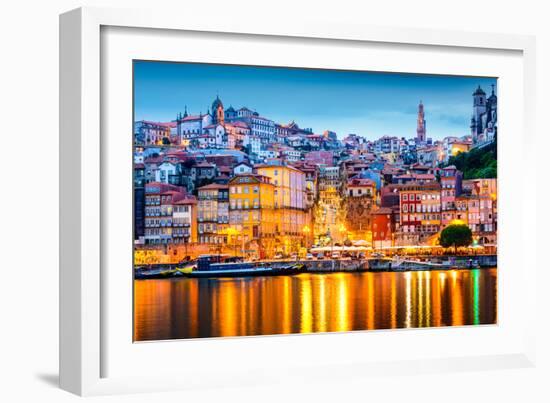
175,96,251,150
470,84,497,144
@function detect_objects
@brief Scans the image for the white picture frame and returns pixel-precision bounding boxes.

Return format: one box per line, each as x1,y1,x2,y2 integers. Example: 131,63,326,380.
60,6,537,396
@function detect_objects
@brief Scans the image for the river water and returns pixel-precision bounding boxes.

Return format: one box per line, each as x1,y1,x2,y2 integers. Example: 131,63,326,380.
134,268,497,341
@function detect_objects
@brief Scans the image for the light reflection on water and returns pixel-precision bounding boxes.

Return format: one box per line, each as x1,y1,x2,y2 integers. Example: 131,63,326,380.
134,268,497,341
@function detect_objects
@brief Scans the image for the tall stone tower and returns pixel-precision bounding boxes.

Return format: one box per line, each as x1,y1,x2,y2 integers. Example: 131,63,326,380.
416,101,426,142
211,95,225,125
471,85,487,143
470,84,497,144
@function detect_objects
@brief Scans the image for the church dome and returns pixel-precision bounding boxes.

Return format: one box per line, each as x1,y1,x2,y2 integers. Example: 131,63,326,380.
473,85,486,96
211,96,223,111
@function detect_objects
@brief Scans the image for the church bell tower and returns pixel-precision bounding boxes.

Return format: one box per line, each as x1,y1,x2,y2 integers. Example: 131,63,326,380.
416,101,426,143
211,95,225,125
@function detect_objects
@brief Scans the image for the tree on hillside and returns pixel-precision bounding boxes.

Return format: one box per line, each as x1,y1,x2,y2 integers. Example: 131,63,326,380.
445,138,497,179
439,224,473,253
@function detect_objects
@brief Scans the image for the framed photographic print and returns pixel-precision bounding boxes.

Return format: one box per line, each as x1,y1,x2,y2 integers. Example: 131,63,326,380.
132,61,498,342
60,7,537,396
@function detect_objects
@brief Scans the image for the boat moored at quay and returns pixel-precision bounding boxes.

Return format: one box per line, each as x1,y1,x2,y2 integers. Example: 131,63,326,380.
134,254,497,279
135,255,307,279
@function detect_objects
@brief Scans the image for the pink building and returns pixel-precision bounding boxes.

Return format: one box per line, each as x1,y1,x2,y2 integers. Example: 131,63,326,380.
440,165,463,226
304,150,334,166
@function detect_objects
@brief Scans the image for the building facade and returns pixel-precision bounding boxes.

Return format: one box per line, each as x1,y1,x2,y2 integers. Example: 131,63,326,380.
372,207,394,248
256,164,308,254
398,182,442,245
440,165,463,226
197,183,229,245
228,174,277,259
470,85,498,145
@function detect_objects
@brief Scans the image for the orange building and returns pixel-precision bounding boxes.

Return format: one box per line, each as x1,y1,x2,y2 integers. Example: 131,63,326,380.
228,174,276,259
255,164,308,254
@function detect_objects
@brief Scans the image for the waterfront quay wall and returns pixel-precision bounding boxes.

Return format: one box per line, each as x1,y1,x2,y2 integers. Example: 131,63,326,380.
135,254,496,273
408,254,497,267
276,259,368,272
367,254,497,271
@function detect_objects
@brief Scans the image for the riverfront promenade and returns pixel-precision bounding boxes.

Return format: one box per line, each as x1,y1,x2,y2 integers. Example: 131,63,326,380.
134,254,497,279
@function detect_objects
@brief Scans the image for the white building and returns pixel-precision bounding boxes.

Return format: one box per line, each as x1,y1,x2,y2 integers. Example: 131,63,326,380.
233,162,253,175
155,161,178,184
282,148,301,162
172,197,197,243
178,113,212,141
134,120,172,145
373,136,400,154
244,135,262,156
249,115,276,144
258,148,279,160
286,136,303,148
203,124,229,149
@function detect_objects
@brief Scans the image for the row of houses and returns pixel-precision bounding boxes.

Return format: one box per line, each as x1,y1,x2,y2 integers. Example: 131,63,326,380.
137,152,497,259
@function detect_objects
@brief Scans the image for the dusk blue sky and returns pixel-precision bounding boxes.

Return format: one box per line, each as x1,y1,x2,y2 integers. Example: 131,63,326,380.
134,61,497,141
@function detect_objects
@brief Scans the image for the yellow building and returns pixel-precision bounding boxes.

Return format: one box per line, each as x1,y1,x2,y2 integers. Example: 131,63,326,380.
448,141,471,158
228,174,276,259
255,164,308,254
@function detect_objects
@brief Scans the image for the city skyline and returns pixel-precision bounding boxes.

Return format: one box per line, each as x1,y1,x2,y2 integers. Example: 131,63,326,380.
133,60,498,341
134,60,497,141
